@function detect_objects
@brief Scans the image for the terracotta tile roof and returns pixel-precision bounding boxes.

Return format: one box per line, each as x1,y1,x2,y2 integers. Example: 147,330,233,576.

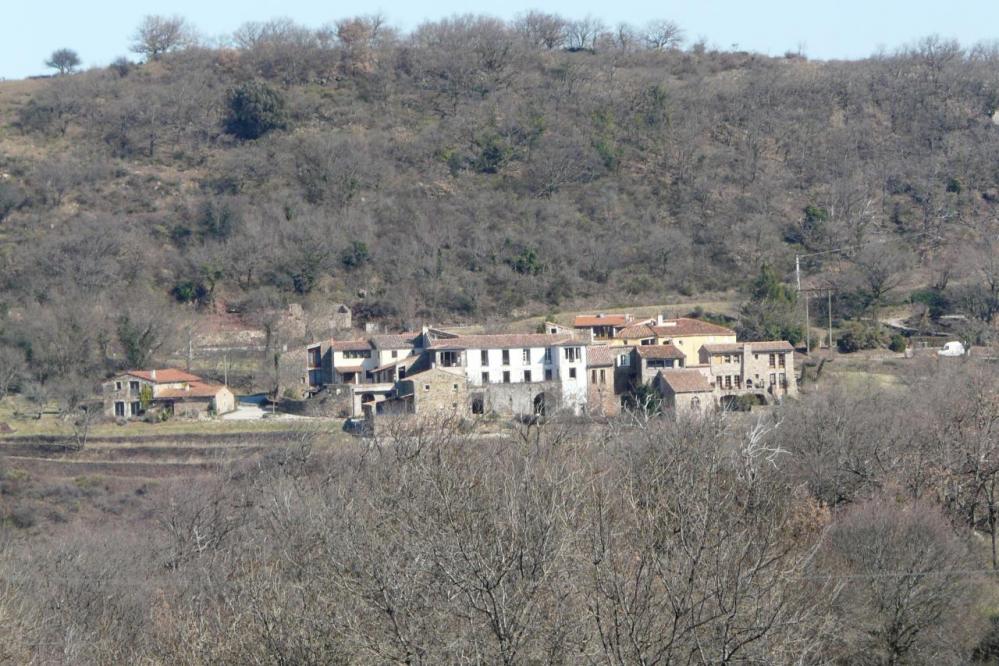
370,333,423,350
657,369,713,394
329,339,372,352
154,381,228,399
702,340,795,354
574,314,631,328
125,369,202,383
636,344,685,360
614,323,658,340
428,333,582,350
615,318,736,340
586,346,622,367
651,318,736,337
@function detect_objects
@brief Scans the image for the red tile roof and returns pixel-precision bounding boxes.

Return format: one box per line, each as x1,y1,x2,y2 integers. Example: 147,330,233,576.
657,369,713,394
428,333,582,350
616,318,736,340
636,344,685,360
329,339,372,352
124,369,202,383
574,314,631,328
586,346,623,367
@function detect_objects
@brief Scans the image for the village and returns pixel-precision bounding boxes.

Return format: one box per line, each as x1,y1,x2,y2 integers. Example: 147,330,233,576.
97,309,798,432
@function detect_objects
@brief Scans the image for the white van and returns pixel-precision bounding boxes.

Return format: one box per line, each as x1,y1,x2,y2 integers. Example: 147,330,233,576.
937,341,966,357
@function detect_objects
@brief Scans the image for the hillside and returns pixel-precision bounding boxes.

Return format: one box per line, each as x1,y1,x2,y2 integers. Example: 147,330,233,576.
0,17,997,395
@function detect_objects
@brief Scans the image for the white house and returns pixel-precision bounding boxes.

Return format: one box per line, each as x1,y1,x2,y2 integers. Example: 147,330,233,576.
426,333,588,415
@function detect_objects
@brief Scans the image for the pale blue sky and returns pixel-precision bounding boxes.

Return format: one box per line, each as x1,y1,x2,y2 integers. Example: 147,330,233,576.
4,0,999,79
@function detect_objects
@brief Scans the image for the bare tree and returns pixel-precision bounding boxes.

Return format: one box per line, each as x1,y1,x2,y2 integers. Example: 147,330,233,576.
45,48,81,75
513,11,566,50
819,498,986,663
563,16,605,51
131,15,193,61
642,19,684,51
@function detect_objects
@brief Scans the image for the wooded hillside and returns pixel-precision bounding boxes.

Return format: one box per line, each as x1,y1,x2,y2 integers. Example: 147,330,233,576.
0,14,997,389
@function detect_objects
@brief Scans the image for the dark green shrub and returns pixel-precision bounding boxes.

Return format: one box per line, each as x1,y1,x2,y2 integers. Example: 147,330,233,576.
223,81,288,140
889,334,907,353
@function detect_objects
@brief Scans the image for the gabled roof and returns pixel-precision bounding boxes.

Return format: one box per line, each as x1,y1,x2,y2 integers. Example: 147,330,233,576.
427,333,582,350
329,339,372,352
702,340,795,354
636,344,685,360
403,366,466,381
614,323,658,340
370,333,423,350
615,318,736,340
652,318,736,337
122,369,202,384
657,369,713,394
574,314,631,328
586,346,621,367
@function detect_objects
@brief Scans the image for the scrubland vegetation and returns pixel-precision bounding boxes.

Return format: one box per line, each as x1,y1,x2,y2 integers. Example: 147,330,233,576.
1,12,998,400
1,360,997,663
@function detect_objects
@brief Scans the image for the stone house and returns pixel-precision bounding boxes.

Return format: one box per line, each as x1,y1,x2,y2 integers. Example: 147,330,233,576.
102,369,235,420
305,331,430,392
698,340,797,405
653,369,717,415
368,367,470,418
585,345,633,416
633,344,686,384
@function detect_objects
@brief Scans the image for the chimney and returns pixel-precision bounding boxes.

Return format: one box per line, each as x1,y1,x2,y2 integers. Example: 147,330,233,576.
151,369,156,381
656,314,664,326
597,313,605,318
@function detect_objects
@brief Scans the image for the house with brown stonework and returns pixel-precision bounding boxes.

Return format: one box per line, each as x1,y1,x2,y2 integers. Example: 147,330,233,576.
585,345,633,416
653,369,717,415
633,344,686,384
698,340,797,406
102,369,235,420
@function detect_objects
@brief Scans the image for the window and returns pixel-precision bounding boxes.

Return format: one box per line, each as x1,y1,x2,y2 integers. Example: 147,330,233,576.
130,401,141,416
392,350,398,359
544,368,553,381
544,348,552,363
768,353,776,368
521,349,529,364
129,380,139,393
734,376,742,389
482,371,490,384
503,371,511,383
307,347,322,367
565,347,581,362
344,350,371,359
618,354,630,367
115,381,122,391
769,373,776,387
424,384,431,392
569,367,577,379
779,372,787,388
114,401,125,417
524,370,532,383
472,396,484,414
599,369,606,384
398,367,407,380
439,351,460,367
502,350,510,365
724,354,731,363
453,383,459,391
724,376,732,389
778,353,786,368
716,376,723,388
481,350,489,365
591,369,597,383
691,396,701,410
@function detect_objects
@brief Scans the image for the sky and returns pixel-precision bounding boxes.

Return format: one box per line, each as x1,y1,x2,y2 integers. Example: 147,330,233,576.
4,0,999,79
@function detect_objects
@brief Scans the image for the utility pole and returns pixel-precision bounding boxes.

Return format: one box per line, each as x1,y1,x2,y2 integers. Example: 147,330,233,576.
804,292,810,351
827,289,834,352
